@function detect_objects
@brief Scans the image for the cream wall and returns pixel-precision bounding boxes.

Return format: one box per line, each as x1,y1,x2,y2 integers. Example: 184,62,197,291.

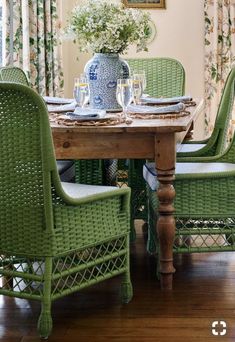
61,0,205,138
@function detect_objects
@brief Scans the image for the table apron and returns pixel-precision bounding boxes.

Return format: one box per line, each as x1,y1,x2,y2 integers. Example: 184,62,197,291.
52,131,187,160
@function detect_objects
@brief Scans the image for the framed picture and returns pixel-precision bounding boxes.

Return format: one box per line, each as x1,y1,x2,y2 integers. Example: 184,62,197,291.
123,0,165,9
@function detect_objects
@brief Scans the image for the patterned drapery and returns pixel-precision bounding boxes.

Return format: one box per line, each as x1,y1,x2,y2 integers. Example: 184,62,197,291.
2,0,63,96
204,0,235,135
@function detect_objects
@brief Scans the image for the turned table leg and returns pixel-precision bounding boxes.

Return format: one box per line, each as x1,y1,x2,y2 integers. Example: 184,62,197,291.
155,133,176,290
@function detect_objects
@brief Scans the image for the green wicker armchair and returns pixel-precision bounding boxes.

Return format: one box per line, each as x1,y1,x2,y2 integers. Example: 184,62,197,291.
177,65,235,159
0,66,75,182
0,66,30,86
143,64,235,262
125,57,185,227
0,82,132,338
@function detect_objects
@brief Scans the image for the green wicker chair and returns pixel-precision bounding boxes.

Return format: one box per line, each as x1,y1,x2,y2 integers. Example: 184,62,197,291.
177,65,235,159
125,57,185,228
143,64,235,261
0,66,75,182
0,82,132,338
0,66,30,86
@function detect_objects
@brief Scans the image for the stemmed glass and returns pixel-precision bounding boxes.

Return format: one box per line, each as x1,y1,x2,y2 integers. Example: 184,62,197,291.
116,78,133,124
131,74,144,105
131,71,146,104
73,75,90,109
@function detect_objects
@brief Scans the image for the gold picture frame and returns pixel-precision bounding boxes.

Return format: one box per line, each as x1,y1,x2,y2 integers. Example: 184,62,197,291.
123,0,165,9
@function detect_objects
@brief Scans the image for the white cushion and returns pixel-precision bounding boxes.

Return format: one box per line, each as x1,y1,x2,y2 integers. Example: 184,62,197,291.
178,143,206,153
143,162,235,191
61,182,117,199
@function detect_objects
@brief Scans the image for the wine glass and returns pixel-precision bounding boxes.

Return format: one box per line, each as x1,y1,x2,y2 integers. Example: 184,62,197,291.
116,78,133,123
131,70,146,95
73,75,90,109
131,74,144,105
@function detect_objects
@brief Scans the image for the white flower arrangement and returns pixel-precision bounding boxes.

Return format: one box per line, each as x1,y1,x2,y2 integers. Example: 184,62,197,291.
67,0,151,54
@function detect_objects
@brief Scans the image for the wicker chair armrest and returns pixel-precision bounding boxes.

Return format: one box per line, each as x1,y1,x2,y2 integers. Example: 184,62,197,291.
177,132,219,159
52,169,131,208
181,137,210,144
176,169,235,181
177,154,225,163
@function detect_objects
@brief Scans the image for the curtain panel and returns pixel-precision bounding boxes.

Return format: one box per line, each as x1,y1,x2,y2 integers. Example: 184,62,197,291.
204,0,235,136
2,0,63,96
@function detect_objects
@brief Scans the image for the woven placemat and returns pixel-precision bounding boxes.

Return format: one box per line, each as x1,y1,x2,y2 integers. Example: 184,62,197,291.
128,110,190,120
127,100,196,120
50,113,124,126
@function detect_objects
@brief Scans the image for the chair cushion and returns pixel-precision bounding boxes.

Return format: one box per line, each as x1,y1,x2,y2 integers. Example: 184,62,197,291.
178,143,206,153
57,160,75,182
143,162,235,191
61,182,117,199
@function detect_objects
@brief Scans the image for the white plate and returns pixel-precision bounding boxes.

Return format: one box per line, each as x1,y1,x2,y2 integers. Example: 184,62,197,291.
44,96,74,104
47,102,76,113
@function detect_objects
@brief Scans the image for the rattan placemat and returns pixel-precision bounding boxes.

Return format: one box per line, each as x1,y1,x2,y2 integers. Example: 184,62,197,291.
128,110,191,120
127,100,196,120
50,113,124,126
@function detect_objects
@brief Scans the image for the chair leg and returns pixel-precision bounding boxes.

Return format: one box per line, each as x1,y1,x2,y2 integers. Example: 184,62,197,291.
146,228,157,254
121,271,133,304
2,259,14,290
146,204,157,254
120,236,133,304
37,257,53,339
130,220,136,242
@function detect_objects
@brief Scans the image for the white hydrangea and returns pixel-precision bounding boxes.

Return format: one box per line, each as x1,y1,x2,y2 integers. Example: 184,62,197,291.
67,0,151,54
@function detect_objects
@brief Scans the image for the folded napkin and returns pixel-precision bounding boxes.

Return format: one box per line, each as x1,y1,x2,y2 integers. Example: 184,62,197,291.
64,108,106,121
65,112,100,120
43,96,74,105
47,101,77,113
127,102,185,115
140,95,192,105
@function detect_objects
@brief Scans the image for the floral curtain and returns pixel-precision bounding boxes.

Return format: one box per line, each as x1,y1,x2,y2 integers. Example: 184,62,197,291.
2,0,63,96
204,0,235,136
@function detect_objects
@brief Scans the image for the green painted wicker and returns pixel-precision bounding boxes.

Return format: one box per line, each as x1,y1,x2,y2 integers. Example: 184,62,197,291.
178,65,235,159
126,57,185,225
146,65,235,262
75,159,104,185
0,66,76,182
127,57,185,98
0,66,30,85
0,82,132,338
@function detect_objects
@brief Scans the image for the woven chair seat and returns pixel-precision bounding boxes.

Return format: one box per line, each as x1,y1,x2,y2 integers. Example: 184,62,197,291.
61,182,117,198
143,162,235,191
179,143,205,153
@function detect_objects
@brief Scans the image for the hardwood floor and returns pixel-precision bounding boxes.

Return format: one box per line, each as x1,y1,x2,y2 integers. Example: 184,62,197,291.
1,221,235,342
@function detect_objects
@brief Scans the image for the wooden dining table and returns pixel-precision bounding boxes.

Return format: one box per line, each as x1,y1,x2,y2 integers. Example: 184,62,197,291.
51,99,204,290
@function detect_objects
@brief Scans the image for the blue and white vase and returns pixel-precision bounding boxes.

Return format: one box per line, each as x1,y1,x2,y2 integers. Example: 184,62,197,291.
84,53,130,111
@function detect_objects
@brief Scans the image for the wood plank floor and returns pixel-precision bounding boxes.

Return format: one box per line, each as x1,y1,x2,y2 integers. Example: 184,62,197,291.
1,221,235,342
